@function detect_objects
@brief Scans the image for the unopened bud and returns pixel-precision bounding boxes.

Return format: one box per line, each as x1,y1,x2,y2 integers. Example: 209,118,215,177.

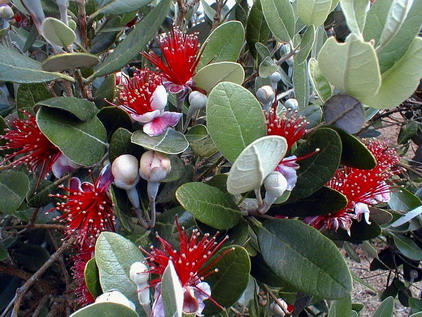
95,290,136,312
284,98,298,110
269,298,288,317
112,154,140,190
264,171,288,198
256,85,275,112
130,262,149,286
0,6,14,20
270,72,282,90
189,91,208,110
139,151,171,183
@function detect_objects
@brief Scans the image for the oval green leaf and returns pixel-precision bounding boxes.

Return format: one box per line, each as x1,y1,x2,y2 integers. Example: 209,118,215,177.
393,234,422,261
70,302,139,317
41,17,76,47
90,0,153,18
0,44,73,83
296,25,316,64
0,171,29,214
317,34,381,98
193,62,245,93
37,97,98,121
204,246,251,314
131,129,189,154
95,232,145,310
309,58,332,102
339,0,369,36
373,296,394,317
361,37,422,109
261,0,295,42
207,82,267,163
85,257,102,299
198,21,245,69
161,262,183,317
246,0,271,58
257,219,352,299
36,107,108,166
42,53,100,72
16,83,52,115
227,136,287,194
293,56,310,108
175,182,241,230
298,0,332,27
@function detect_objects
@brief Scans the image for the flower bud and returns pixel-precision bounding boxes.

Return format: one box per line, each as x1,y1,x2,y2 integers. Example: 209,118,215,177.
139,151,171,183
284,98,298,111
0,6,14,20
130,262,149,286
188,91,208,110
269,298,288,317
256,85,275,112
112,154,140,190
270,72,282,90
264,171,288,198
95,290,136,312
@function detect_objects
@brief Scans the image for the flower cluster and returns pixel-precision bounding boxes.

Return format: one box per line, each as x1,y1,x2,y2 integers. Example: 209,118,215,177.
142,222,233,316
306,140,402,232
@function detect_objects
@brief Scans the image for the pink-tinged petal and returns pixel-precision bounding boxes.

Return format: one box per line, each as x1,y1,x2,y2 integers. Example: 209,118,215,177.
96,164,114,191
131,109,161,123
150,85,168,111
354,202,371,224
70,177,83,191
143,112,182,136
51,154,80,178
81,182,95,193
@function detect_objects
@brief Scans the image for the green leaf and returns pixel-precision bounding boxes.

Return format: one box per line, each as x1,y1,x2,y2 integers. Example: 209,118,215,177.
0,44,73,83
261,0,295,42
0,247,8,261
373,296,394,317
131,129,189,154
90,0,152,18
393,234,422,261
97,107,132,138
389,187,422,212
390,205,422,228
340,0,369,37
109,128,143,162
317,34,381,98
293,56,310,108
94,75,117,108
198,21,245,69
70,303,139,317
226,136,288,195
363,0,392,45
377,0,413,51
361,37,422,109
26,179,56,208
41,53,100,72
193,62,245,93
0,171,29,214
161,262,183,317
204,246,251,314
324,220,382,242
90,0,171,78
36,107,108,166
259,56,278,78
246,0,271,58
290,128,342,200
16,83,52,115
269,186,347,217
323,94,365,134
398,121,419,144
14,244,50,272
85,258,103,299
296,26,316,64
328,296,352,317
298,0,332,27
41,17,76,47
185,125,218,157
257,219,352,299
333,128,376,169
207,82,267,163
37,97,98,121
308,58,332,102
95,232,144,310
175,182,241,230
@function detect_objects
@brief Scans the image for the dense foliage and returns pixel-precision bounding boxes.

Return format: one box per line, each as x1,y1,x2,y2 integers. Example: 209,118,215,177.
0,0,421,316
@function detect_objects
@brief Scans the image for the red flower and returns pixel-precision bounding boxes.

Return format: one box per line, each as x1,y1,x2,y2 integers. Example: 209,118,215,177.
71,243,95,306
0,112,61,179
142,27,200,93
306,140,402,231
266,108,308,150
144,222,231,288
51,166,115,247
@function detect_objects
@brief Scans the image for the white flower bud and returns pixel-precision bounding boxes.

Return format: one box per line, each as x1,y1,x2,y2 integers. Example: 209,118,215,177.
269,298,288,317
130,262,149,286
264,171,288,198
256,85,275,112
95,290,136,312
188,91,208,110
284,98,298,110
0,6,14,20
112,154,140,190
139,151,171,183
